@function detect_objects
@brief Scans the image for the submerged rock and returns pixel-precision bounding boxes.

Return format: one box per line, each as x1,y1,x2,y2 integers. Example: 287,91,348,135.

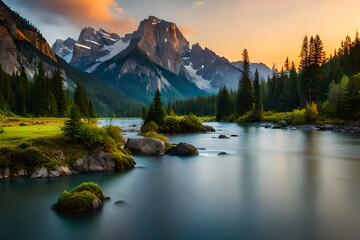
125,138,165,156
167,142,199,156
114,200,126,205
202,125,216,132
217,152,229,155
278,120,288,128
218,135,230,139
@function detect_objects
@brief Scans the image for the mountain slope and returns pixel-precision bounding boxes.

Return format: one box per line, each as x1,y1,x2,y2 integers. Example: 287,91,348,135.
52,28,132,73
0,0,56,74
93,45,207,103
0,1,141,116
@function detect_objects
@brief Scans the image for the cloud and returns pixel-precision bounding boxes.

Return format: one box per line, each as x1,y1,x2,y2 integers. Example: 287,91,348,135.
179,26,197,36
13,0,136,34
193,1,206,6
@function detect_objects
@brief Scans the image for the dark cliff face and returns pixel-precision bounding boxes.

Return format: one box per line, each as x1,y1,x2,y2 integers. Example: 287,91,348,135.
130,16,190,76
54,27,131,72
52,37,76,61
0,1,57,74
70,27,120,71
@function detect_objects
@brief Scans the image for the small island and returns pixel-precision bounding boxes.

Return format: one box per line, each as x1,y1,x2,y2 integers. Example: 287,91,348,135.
53,182,105,213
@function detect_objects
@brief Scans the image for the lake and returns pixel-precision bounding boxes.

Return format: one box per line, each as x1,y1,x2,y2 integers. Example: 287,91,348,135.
1,120,359,240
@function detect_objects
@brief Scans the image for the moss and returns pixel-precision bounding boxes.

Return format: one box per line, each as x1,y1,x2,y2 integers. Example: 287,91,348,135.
54,190,98,213
53,182,104,213
139,131,168,142
71,182,105,201
165,143,177,152
109,149,136,171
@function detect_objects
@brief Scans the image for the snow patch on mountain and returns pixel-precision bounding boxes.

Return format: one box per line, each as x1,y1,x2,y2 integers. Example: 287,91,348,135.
75,43,91,50
185,65,213,91
86,39,130,73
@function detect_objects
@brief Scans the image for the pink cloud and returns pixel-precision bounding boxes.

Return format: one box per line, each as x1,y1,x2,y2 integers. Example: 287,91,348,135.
20,0,136,34
179,26,198,36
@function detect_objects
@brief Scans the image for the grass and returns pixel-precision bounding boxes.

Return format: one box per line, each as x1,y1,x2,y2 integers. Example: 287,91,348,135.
0,125,62,146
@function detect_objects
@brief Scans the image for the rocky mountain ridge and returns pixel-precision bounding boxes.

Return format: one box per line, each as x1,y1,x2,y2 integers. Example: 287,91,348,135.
55,16,272,93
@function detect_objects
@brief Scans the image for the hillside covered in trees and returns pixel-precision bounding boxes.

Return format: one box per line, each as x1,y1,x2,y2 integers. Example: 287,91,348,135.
172,32,360,122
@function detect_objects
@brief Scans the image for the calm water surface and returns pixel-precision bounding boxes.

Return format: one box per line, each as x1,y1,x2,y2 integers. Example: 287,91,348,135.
1,120,359,240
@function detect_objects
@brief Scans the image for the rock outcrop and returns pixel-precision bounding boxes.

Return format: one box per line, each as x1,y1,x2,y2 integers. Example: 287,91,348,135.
0,1,57,74
125,138,165,155
72,151,116,172
167,142,199,156
132,16,190,76
30,167,48,179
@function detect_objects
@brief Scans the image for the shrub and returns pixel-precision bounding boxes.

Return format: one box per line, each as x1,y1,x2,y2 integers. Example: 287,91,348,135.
139,131,168,142
180,114,203,133
305,102,318,122
17,142,32,149
0,127,4,134
291,109,306,124
140,121,158,133
105,125,124,145
159,116,181,133
109,150,136,171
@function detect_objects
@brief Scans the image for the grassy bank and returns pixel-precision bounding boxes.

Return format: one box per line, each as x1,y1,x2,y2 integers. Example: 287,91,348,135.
0,116,134,176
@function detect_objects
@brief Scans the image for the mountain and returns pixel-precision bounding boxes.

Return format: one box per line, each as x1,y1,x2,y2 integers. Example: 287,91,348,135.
0,1,141,116
92,16,207,103
0,1,56,75
132,16,190,77
52,37,76,63
232,61,273,80
52,28,132,73
56,16,271,94
182,43,241,91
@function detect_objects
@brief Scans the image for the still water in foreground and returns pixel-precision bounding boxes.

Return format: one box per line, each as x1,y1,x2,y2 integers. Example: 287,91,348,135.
1,120,359,240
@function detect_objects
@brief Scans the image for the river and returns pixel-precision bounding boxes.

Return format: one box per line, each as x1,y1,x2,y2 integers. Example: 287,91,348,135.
1,120,359,240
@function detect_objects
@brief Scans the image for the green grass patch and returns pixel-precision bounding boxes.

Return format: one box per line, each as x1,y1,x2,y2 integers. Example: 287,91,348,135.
0,125,62,147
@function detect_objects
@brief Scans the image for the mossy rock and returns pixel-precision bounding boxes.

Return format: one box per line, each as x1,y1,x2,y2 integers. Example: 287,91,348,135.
53,182,105,213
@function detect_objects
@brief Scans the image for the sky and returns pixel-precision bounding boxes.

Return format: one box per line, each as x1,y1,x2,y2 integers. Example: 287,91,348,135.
4,0,360,68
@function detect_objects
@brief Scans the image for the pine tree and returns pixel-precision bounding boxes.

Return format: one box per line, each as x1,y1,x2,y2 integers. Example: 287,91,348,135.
62,105,83,143
32,62,48,116
74,80,89,118
216,86,233,121
15,65,28,115
299,36,309,70
88,100,97,119
253,69,261,111
145,89,166,124
51,68,67,116
299,35,326,105
141,106,147,120
289,62,300,108
236,49,254,115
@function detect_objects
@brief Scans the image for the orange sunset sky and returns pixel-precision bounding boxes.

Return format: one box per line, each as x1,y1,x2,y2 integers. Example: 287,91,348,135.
4,0,360,68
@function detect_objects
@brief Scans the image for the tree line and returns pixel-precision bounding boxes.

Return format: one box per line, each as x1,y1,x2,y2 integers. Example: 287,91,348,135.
0,62,96,119
173,32,360,121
